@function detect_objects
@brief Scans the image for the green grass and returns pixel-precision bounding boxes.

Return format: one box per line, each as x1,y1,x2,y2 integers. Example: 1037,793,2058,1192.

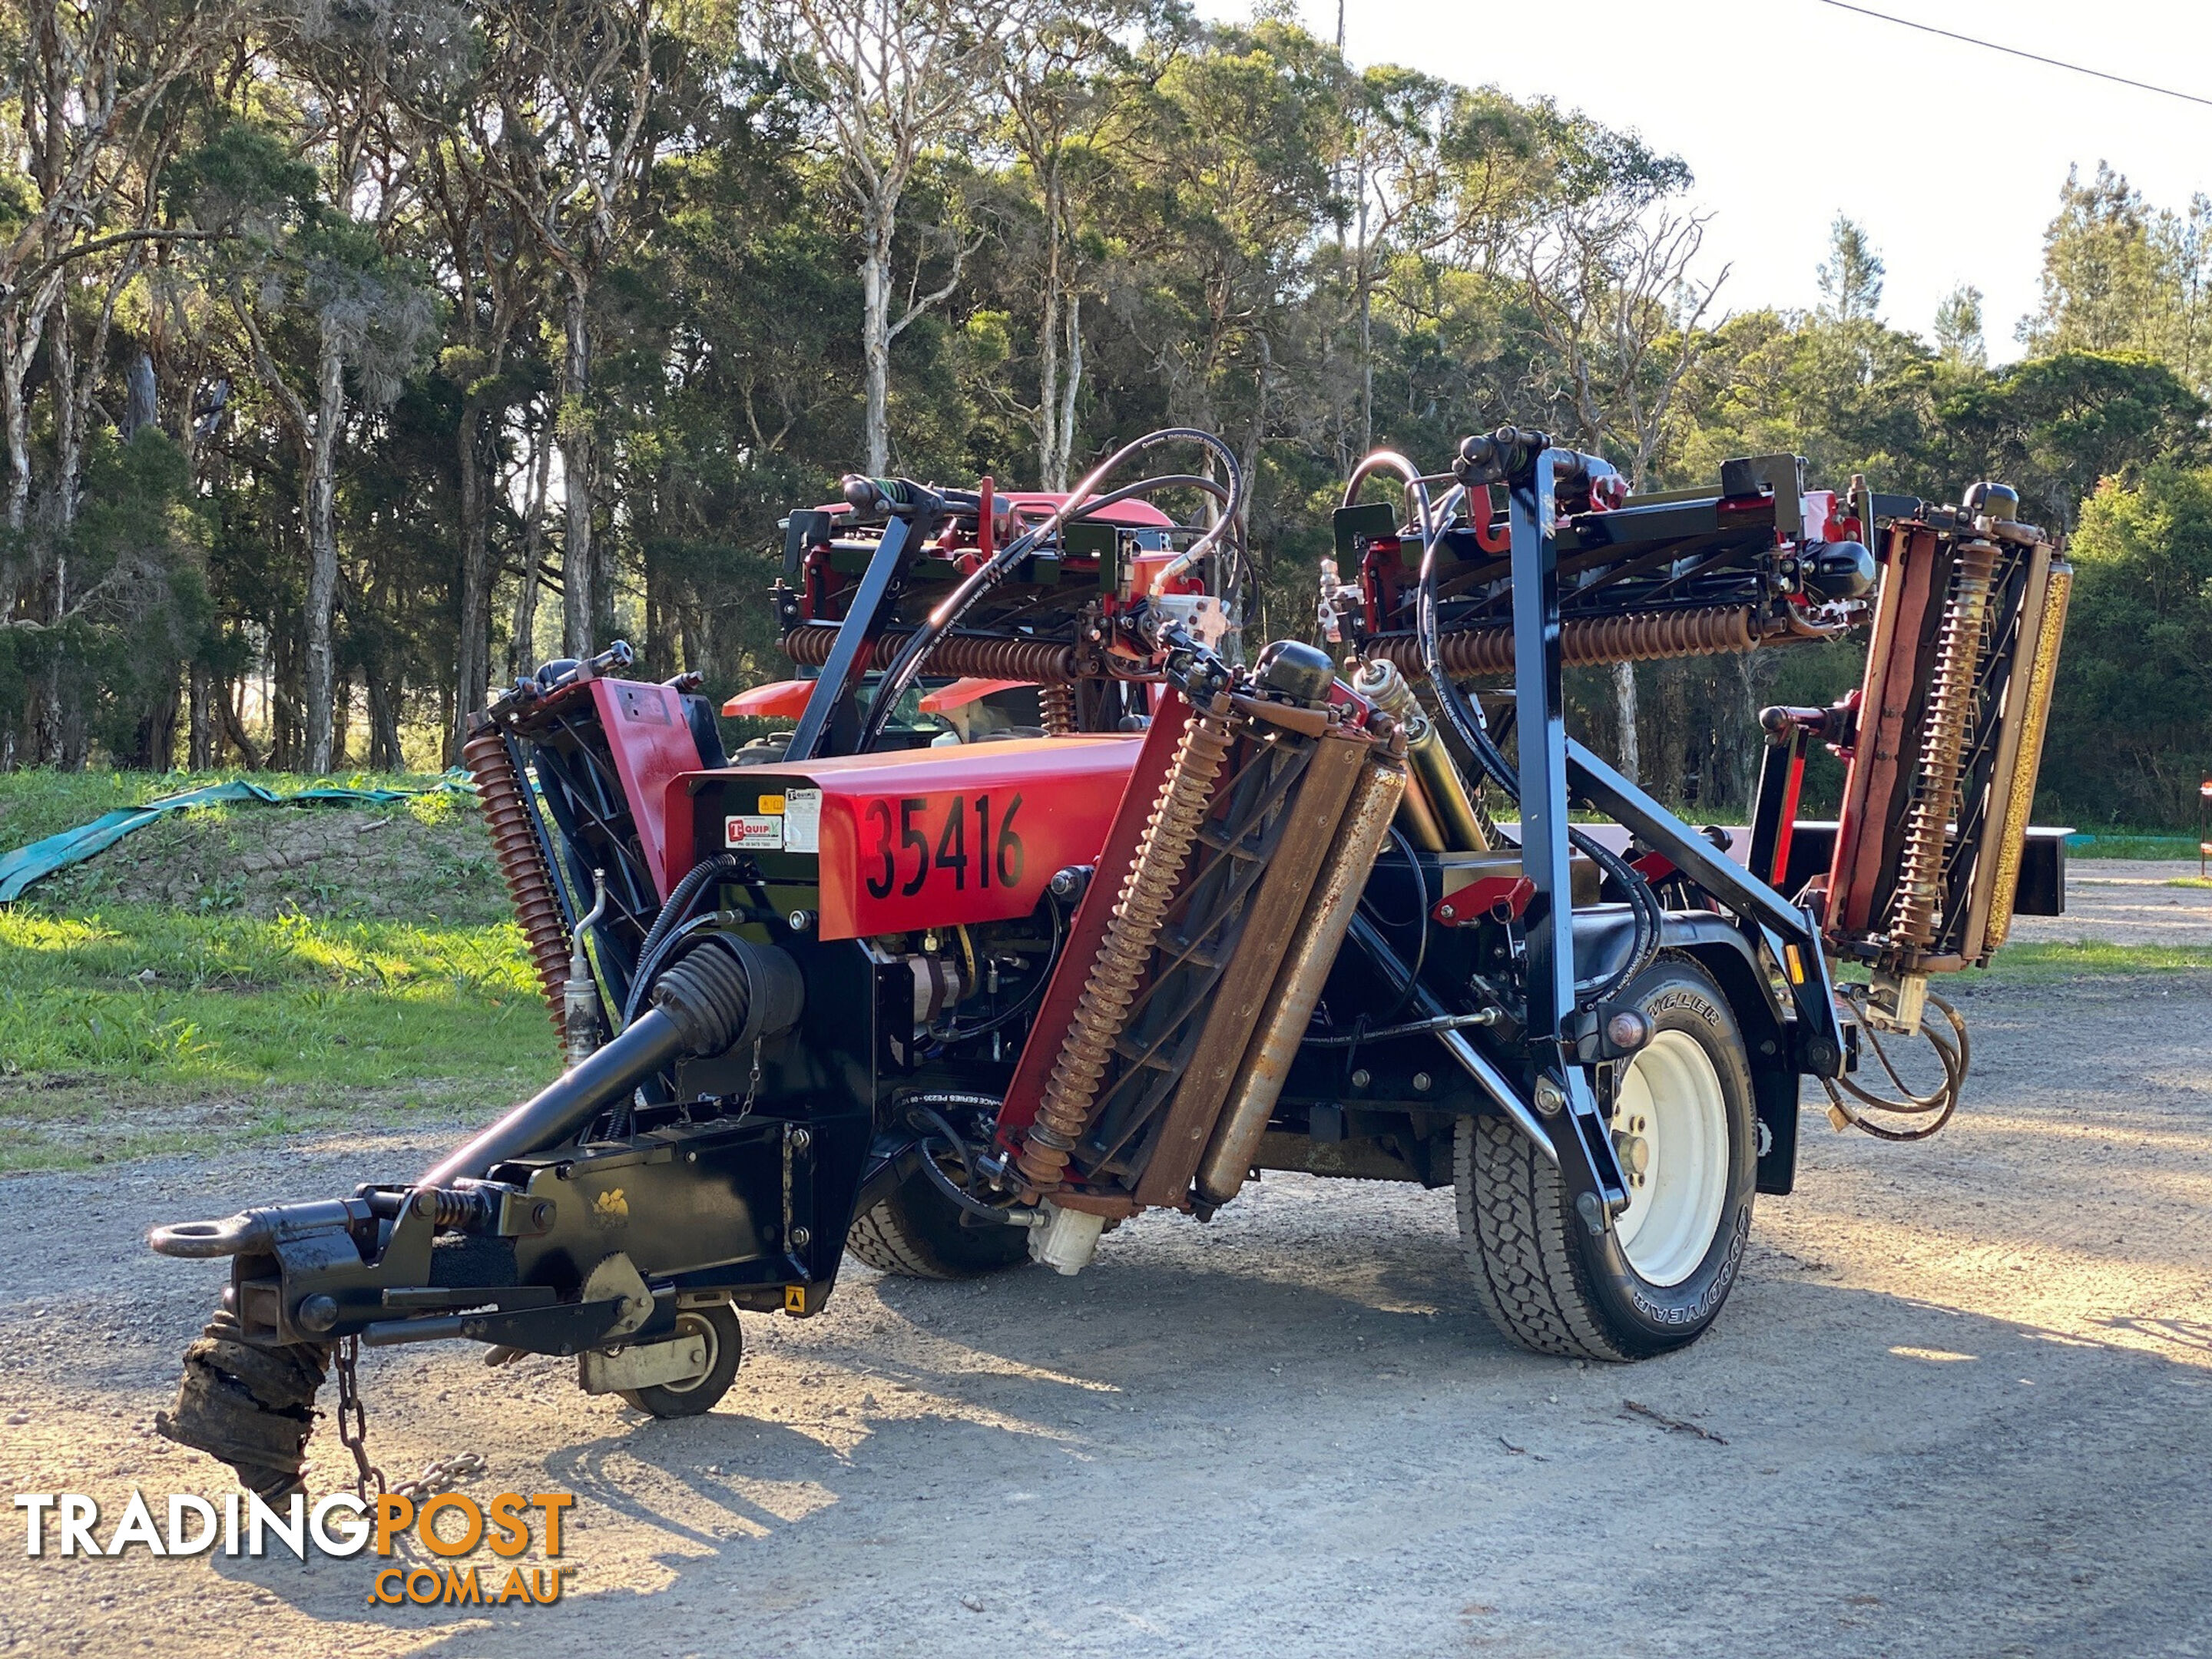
2065,830,2207,860
2164,876,2212,889
1979,939,2212,982
0,901,553,1171
0,767,463,853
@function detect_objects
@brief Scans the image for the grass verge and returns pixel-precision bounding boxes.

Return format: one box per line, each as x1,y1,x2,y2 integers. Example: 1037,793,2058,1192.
0,767,457,852
2066,832,2207,860
1977,939,2212,984
0,901,553,1171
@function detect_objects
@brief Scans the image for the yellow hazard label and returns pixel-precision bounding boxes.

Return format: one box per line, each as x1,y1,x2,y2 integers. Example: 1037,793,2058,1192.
757,794,786,814
783,1284,807,1315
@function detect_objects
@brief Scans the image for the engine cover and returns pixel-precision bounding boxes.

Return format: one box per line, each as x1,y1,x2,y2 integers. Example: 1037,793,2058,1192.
681,736,1143,940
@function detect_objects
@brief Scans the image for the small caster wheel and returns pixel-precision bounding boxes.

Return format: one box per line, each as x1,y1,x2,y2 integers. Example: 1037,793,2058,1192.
620,1303,741,1418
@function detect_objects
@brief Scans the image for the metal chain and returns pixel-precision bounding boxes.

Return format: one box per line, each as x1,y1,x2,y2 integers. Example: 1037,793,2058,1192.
333,1336,386,1503
332,1336,486,1504
391,1452,489,1502
738,1036,764,1117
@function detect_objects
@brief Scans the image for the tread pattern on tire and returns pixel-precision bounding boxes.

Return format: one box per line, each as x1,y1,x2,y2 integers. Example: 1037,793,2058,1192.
1454,1112,1628,1363
845,1195,961,1280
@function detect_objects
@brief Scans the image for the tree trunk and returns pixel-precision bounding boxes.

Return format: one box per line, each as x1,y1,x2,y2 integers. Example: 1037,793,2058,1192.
860,205,894,477
642,547,675,682
271,627,300,772
509,417,555,679
331,667,351,767
1036,171,1061,488
1,273,61,552
123,349,157,440
189,662,214,769
1612,660,1641,783
130,673,180,770
453,393,494,753
560,275,598,658
32,302,78,763
1051,291,1081,491
366,670,401,770
303,332,346,773
220,674,263,770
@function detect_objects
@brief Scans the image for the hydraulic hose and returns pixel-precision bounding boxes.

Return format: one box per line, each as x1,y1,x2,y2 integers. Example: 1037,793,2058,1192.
622,854,742,1028
857,429,1247,753
1398,449,1664,1006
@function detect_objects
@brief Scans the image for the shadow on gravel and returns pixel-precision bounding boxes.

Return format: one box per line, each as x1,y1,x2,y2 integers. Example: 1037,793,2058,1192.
187,1268,2212,1659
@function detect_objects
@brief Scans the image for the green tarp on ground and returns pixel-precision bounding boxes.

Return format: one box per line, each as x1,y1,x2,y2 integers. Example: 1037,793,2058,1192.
0,777,469,902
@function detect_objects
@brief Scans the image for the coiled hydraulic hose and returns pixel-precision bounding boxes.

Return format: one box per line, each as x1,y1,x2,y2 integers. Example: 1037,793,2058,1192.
856,429,1247,754
1820,984,1970,1141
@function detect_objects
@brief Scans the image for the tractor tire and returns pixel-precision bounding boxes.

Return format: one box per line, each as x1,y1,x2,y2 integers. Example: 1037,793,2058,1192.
618,1302,742,1419
845,1164,1032,1280
1454,952,1757,1362
155,1316,330,1498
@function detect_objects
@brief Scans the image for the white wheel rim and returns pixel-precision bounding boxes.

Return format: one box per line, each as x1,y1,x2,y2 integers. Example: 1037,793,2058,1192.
658,1310,720,1394
1609,1030,1729,1287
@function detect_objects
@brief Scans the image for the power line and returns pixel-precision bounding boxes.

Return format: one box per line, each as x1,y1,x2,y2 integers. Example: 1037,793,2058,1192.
1811,0,2212,110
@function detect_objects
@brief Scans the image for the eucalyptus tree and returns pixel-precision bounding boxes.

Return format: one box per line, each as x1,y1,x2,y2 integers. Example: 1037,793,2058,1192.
472,0,677,657
995,0,1146,486
1518,142,1721,783
772,0,1041,476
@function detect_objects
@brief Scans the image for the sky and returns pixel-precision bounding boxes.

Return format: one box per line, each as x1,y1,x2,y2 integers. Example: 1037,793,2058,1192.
1197,0,2212,362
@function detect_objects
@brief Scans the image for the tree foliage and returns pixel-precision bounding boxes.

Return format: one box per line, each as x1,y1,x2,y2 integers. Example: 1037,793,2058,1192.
0,5,2207,824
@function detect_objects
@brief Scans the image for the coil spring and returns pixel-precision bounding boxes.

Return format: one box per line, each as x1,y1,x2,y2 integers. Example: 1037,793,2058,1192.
1891,537,2001,949
780,625,1080,684
1364,605,1766,679
1040,683,1078,735
462,724,569,1031
1017,706,1239,1192
408,1186,492,1230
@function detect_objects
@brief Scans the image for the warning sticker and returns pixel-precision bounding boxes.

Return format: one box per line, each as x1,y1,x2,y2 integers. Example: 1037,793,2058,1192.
725,815,783,850
783,788,822,853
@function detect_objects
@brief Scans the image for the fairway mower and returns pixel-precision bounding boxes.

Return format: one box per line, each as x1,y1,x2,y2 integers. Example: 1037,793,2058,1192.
151,426,2071,1496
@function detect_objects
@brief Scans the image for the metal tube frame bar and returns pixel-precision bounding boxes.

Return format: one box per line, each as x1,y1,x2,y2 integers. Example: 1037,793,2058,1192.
786,515,913,761
1507,455,1630,1219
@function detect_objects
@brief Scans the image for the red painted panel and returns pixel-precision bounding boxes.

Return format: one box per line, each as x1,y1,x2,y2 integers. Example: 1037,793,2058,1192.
1830,528,1939,935
813,739,1136,939
919,677,1033,714
689,737,1141,942
996,695,1192,1141
588,677,707,902
722,679,815,718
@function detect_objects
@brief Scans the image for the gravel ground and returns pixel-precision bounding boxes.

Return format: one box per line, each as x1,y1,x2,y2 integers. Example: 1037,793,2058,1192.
2009,859,2212,946
0,921,2207,1654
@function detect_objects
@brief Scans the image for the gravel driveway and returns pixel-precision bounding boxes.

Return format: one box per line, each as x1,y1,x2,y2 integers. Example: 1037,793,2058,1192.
1,911,2207,1657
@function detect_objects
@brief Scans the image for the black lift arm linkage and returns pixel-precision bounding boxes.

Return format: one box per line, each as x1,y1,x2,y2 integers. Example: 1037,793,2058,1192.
1451,438,1848,1232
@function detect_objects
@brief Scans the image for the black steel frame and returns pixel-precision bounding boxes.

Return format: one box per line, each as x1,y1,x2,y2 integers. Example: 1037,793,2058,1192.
1502,446,1849,1223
